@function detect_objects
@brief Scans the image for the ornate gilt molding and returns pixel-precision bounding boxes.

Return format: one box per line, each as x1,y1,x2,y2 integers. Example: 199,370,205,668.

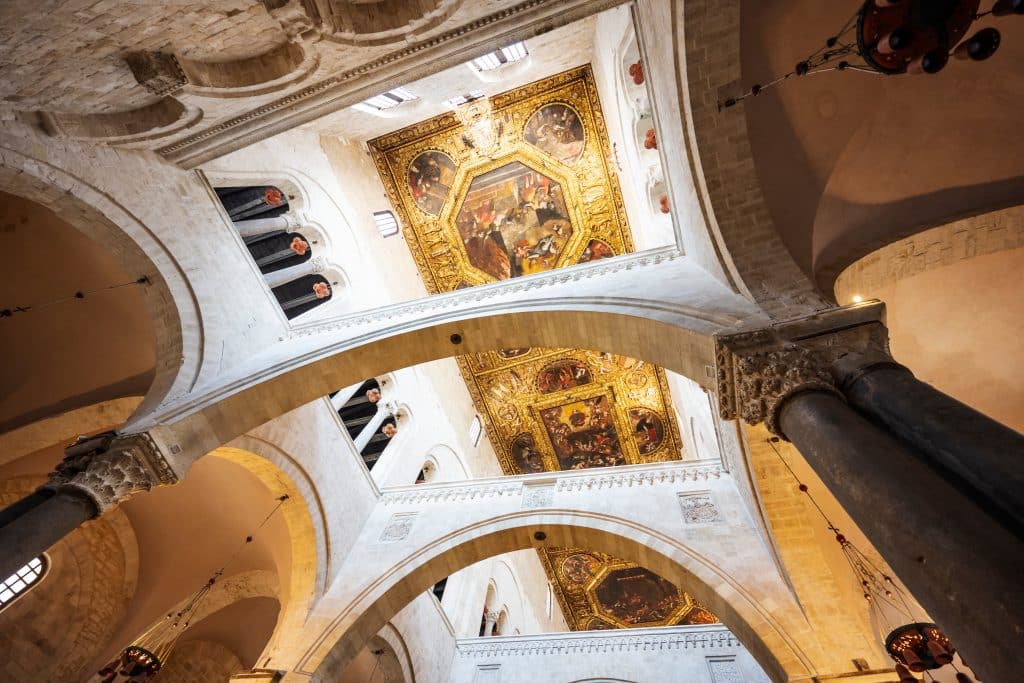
715,302,890,436
45,431,177,513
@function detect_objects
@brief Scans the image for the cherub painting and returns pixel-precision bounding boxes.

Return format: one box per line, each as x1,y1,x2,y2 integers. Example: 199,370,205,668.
525,103,586,164
408,151,456,215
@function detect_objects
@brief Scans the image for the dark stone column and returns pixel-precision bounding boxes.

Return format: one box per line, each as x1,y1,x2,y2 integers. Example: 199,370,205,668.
0,488,54,529
835,352,1024,537
779,390,1024,683
0,431,175,581
0,491,97,579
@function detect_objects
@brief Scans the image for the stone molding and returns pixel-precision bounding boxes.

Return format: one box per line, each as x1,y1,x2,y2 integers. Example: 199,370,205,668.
45,431,177,513
679,492,722,525
158,0,628,166
285,246,684,339
124,51,187,97
455,625,739,657
715,302,889,436
380,462,725,506
379,512,418,542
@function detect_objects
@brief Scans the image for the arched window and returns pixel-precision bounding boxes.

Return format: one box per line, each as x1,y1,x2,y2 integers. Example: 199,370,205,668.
0,555,48,611
214,185,289,221
361,416,397,470
244,231,312,274
373,210,400,238
415,460,435,484
271,274,332,320
336,378,382,440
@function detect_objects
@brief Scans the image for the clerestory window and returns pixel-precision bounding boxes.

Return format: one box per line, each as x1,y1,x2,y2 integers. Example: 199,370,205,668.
0,555,48,611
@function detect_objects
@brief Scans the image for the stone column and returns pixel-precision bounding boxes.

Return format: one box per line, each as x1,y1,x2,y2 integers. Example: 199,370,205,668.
233,215,290,238
0,431,176,579
834,350,1024,537
262,256,327,288
716,303,1024,683
484,610,499,637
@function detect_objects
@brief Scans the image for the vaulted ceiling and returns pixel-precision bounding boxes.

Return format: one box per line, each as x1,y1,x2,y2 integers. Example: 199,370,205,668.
740,0,1024,292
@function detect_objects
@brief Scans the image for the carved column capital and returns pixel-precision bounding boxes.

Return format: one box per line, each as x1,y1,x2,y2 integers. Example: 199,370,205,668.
715,302,891,437
45,431,178,513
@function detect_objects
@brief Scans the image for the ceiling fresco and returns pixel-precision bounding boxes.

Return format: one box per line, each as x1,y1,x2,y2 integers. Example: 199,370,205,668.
539,548,719,631
370,66,699,630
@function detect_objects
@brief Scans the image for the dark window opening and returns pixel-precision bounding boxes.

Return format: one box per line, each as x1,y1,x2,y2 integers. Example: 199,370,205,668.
215,185,289,221
432,577,447,602
271,274,332,320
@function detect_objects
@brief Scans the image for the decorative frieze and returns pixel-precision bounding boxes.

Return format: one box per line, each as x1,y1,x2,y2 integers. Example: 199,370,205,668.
455,627,740,657
380,463,725,506
46,431,177,512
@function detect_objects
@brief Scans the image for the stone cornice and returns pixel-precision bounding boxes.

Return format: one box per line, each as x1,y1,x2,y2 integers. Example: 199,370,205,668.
454,625,739,657
380,461,725,505
159,0,629,167
284,246,687,340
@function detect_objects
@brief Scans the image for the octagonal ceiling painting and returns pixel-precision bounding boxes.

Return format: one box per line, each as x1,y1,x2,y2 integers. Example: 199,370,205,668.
369,66,701,631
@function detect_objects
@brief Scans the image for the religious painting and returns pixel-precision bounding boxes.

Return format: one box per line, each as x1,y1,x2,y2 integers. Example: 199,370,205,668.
524,102,586,164
537,359,591,394
578,239,615,263
540,396,626,470
539,547,720,631
628,408,666,455
593,566,683,626
455,162,574,281
407,150,457,215
561,552,601,585
510,432,545,474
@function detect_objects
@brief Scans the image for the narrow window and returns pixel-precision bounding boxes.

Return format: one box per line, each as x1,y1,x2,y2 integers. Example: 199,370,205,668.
0,556,48,611
352,87,418,113
373,210,400,238
469,42,529,72
469,415,483,447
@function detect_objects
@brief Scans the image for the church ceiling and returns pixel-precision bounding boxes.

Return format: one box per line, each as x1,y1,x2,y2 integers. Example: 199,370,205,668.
371,67,696,631
369,65,683,476
539,548,719,631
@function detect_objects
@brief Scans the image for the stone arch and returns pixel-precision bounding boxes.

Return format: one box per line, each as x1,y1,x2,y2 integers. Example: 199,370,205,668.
156,639,243,682
0,143,195,426
208,443,324,667
304,512,812,683
0,475,139,682
423,444,469,483
143,302,740,454
374,623,415,683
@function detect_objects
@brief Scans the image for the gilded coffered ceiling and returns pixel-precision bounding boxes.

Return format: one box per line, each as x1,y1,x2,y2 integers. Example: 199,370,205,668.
371,67,700,631
539,548,719,631
369,65,683,476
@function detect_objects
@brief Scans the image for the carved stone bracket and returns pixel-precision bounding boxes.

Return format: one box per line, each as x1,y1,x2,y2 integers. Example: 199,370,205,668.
125,51,187,97
715,302,891,437
45,431,178,513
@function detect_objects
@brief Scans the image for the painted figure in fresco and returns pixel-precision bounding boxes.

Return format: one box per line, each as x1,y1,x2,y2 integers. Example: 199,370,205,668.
541,396,625,470
561,553,601,584
525,103,586,164
595,568,682,625
408,151,457,215
578,239,614,264
629,408,665,455
456,162,573,281
511,433,545,473
537,360,592,393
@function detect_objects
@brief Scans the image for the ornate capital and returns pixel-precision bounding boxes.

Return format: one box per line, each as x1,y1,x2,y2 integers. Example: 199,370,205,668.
46,431,177,513
715,302,891,437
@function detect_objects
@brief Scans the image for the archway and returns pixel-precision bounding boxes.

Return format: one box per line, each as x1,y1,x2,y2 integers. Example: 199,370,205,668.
0,143,194,426
303,513,811,683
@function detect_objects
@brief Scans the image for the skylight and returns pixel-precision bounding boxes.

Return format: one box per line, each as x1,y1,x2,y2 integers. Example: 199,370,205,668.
352,87,418,113
373,210,400,238
469,41,529,72
445,90,485,107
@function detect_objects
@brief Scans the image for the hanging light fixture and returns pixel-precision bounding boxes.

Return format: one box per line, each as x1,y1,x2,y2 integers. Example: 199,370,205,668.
721,0,1022,109
766,438,981,683
97,494,290,682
